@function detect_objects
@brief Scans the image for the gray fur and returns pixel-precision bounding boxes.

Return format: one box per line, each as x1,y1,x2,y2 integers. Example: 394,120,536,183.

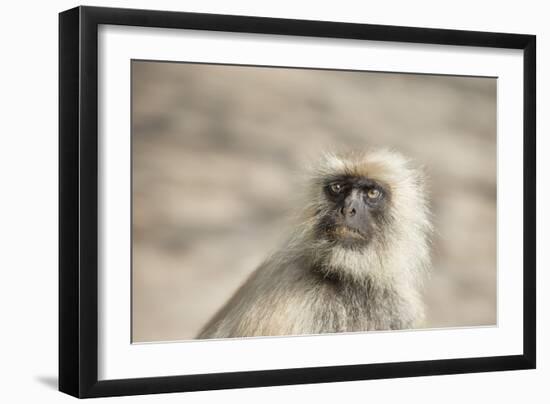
198,150,431,339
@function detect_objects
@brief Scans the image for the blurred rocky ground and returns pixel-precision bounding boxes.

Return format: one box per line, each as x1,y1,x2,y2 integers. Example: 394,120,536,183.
131,61,496,342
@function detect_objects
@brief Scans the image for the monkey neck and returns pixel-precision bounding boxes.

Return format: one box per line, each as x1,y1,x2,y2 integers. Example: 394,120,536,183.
311,259,396,292
282,234,422,293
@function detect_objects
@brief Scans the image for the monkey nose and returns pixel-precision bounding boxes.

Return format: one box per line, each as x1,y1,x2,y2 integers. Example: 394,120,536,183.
340,206,357,217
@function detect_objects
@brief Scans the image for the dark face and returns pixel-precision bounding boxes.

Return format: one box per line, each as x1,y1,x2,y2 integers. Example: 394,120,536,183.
316,175,390,248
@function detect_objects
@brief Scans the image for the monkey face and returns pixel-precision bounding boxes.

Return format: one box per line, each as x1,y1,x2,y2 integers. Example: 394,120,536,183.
316,175,391,249
297,150,430,281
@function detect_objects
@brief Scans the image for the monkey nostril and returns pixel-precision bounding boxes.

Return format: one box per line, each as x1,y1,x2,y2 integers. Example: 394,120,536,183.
341,206,356,217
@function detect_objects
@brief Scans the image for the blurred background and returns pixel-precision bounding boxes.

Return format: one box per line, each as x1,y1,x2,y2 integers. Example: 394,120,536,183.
131,61,496,343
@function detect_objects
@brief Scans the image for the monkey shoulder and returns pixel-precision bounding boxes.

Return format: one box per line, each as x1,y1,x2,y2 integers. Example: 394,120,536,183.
197,259,319,338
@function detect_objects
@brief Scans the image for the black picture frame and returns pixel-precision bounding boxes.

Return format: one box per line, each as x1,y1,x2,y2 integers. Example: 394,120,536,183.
59,5,536,398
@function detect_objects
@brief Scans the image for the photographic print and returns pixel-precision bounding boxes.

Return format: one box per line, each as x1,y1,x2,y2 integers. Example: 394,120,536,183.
59,6,535,397
131,61,497,343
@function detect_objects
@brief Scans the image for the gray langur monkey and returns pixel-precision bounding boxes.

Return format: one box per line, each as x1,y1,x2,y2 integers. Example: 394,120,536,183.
198,149,432,339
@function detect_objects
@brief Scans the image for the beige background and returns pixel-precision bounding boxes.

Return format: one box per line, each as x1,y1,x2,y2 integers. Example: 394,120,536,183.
132,61,496,343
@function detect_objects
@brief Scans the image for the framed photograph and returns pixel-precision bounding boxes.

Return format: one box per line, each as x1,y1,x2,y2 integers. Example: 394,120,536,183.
59,6,536,398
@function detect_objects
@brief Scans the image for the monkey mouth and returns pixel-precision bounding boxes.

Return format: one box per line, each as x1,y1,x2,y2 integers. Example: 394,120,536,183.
332,225,367,240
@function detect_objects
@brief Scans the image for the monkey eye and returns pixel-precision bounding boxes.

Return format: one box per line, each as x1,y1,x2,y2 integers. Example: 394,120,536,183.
329,182,344,195
366,188,382,200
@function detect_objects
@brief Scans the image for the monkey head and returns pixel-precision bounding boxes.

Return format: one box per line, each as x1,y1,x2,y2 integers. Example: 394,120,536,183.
291,149,432,284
